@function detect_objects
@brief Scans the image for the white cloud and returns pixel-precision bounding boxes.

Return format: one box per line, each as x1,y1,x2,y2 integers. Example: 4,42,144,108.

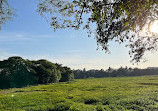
0,32,31,42
0,32,57,42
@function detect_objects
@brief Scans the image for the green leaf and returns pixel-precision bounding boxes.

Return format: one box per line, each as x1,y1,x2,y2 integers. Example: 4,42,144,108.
124,22,129,26
126,11,129,16
132,24,135,31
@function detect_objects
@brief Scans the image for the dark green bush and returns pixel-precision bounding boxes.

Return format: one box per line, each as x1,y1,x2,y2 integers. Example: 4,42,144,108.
0,57,74,89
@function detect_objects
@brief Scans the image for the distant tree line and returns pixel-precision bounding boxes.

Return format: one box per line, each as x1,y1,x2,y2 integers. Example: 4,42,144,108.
74,67,158,79
0,56,74,89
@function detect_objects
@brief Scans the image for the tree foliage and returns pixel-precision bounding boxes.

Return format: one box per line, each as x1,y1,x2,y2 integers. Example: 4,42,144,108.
31,59,61,84
59,67,74,82
37,0,158,63
0,57,74,89
0,57,36,88
74,67,158,79
0,0,14,29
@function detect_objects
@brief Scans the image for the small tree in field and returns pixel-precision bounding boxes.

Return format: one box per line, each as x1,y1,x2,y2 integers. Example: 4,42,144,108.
59,67,74,82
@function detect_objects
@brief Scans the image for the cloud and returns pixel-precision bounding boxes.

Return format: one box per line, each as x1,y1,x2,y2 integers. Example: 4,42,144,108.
0,32,31,42
0,32,57,42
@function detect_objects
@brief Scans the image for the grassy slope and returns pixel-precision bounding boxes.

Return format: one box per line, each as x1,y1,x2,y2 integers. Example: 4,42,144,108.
1,76,158,111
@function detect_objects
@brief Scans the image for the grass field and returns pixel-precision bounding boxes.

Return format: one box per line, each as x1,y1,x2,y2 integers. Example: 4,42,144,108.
1,76,158,111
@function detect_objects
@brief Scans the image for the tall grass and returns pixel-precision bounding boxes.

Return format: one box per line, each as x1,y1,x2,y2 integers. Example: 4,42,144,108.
1,76,158,110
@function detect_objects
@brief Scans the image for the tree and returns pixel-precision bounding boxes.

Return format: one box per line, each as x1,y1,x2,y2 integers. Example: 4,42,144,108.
59,67,74,82
37,0,158,63
1,0,158,62
0,57,36,88
0,56,74,89
31,59,60,84
0,67,11,89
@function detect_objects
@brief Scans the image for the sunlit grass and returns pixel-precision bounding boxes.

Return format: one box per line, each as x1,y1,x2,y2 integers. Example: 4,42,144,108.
1,76,158,110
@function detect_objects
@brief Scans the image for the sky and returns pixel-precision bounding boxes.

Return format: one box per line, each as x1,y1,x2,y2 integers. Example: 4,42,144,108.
0,0,158,70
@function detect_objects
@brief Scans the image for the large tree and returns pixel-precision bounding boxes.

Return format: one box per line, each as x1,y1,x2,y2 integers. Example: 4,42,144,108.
31,59,61,84
0,56,74,89
1,0,158,62
0,57,36,88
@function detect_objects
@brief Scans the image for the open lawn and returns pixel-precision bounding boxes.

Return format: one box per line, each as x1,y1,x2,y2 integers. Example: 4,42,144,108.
1,76,158,111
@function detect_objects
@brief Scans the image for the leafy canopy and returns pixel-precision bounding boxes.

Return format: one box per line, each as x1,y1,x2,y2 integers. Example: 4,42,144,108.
0,0,14,30
0,0,158,62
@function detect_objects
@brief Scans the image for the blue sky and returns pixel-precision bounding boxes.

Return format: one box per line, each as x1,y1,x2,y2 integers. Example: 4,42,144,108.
0,0,158,70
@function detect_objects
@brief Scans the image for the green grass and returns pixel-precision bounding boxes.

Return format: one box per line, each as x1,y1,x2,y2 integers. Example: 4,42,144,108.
1,76,158,111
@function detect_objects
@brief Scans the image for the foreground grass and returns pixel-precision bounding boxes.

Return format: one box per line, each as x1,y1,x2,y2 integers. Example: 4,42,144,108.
1,76,158,111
